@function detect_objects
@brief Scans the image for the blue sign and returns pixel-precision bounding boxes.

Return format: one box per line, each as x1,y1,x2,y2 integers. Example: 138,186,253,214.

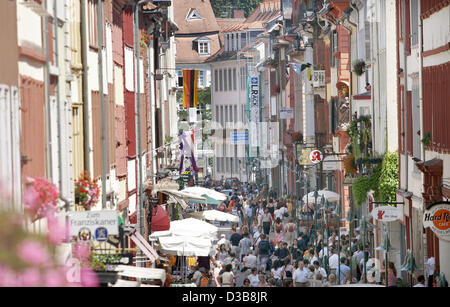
95,227,108,242
230,131,249,145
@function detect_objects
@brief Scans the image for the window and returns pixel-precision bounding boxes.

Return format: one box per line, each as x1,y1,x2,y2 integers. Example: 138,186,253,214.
214,69,218,92
219,69,223,91
228,69,232,91
198,70,204,88
233,68,237,91
198,41,210,55
224,69,228,91
410,0,419,47
177,70,183,87
186,9,203,21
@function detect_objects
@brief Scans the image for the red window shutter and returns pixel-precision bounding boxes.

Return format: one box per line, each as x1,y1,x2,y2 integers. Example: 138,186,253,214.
407,91,413,154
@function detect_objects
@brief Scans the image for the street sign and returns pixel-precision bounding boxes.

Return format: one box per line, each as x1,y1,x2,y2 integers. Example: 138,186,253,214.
371,206,403,222
309,149,323,164
298,148,312,166
68,210,119,239
423,202,450,242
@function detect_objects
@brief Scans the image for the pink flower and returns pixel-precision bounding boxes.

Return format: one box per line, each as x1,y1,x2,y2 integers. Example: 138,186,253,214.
19,268,42,287
17,240,51,267
73,243,90,262
0,266,19,287
47,216,68,245
44,269,65,287
80,268,99,287
24,186,40,213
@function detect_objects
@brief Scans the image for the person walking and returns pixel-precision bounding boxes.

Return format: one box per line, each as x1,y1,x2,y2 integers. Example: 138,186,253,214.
293,260,309,287
274,218,284,245
239,233,252,262
328,248,339,278
257,234,270,272
248,268,260,287
219,264,235,287
261,208,272,236
338,257,350,285
285,218,297,247
230,227,242,257
387,262,398,288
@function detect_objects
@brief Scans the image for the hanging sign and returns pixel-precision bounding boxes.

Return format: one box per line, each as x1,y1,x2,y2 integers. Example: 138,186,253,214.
309,150,323,164
423,202,450,242
68,210,119,239
371,206,403,222
280,108,294,119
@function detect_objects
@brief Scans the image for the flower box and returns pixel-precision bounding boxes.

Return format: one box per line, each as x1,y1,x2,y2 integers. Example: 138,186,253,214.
94,271,118,286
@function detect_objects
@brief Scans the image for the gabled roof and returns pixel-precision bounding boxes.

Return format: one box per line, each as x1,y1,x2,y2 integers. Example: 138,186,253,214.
173,0,220,35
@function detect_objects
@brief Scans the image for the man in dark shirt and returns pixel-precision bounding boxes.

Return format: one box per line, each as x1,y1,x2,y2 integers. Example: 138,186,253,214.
230,227,242,256
297,235,308,253
275,242,290,261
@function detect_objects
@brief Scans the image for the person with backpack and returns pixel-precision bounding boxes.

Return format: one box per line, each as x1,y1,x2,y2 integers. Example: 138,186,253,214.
258,234,270,272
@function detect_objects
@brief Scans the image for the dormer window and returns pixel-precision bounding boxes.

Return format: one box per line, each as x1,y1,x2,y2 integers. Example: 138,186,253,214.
198,41,210,55
186,8,203,21
193,37,211,56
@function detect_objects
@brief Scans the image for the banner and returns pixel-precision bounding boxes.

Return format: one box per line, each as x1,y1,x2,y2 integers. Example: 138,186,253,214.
183,69,198,109
248,70,259,157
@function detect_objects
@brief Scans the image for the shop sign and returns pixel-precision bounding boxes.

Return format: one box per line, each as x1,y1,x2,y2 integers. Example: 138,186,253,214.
68,210,119,239
280,108,293,119
309,150,323,164
371,206,403,222
423,202,450,242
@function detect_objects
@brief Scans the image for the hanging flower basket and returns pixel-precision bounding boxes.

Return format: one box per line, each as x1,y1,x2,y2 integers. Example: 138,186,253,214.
75,171,100,211
24,177,60,221
353,59,367,76
140,30,152,48
272,84,281,94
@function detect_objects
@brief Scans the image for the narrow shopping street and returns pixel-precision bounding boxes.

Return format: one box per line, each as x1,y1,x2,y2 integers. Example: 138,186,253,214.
0,0,449,291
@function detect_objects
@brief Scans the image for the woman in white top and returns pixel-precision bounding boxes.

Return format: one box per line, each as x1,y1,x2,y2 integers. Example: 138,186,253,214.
220,264,235,287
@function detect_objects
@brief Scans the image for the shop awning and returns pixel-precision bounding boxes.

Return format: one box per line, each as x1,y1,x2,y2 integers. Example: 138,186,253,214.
151,205,170,232
188,210,239,223
182,187,227,202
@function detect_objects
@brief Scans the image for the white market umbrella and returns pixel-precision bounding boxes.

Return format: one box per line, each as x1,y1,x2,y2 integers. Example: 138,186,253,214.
149,218,218,240
190,210,239,223
158,236,212,257
302,190,340,204
182,186,228,202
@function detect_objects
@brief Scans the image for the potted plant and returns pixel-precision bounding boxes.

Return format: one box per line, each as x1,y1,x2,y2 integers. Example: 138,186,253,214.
353,59,367,76
74,171,100,211
90,254,120,286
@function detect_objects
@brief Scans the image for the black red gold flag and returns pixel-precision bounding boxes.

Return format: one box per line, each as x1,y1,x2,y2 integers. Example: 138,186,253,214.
183,69,198,109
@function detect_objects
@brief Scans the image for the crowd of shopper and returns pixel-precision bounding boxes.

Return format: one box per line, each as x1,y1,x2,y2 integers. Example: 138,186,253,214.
163,184,429,287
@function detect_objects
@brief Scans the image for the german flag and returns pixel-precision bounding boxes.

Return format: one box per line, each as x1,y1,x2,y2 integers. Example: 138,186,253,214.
182,69,198,109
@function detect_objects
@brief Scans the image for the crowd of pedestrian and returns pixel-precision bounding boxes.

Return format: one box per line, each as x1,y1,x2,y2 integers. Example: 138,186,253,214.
163,184,429,288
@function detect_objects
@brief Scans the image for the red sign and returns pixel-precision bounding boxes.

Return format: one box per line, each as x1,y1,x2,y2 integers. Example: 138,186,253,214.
309,150,323,164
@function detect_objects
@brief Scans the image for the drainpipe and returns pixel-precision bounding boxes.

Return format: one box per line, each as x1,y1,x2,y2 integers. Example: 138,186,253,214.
54,0,65,203
43,0,53,180
80,0,91,173
97,0,107,209
402,0,409,191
